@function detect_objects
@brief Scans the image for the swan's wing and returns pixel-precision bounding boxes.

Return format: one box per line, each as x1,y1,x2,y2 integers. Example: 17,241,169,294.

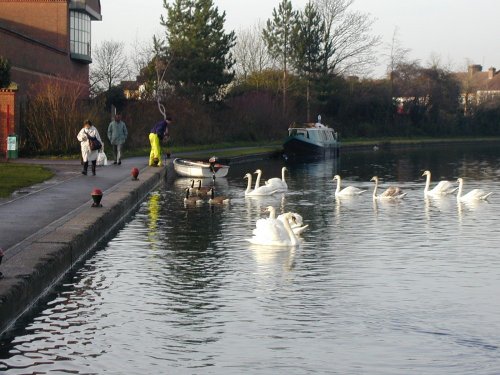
462,189,493,201
430,180,455,194
248,185,280,196
253,218,288,241
339,186,366,196
265,178,288,191
381,186,403,197
292,224,309,235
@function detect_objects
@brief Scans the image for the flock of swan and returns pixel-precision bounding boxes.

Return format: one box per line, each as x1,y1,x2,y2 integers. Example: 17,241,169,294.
183,167,493,248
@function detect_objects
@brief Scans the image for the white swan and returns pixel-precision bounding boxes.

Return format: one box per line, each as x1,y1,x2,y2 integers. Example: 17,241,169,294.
456,177,492,202
244,172,279,196
370,176,407,199
277,212,309,235
248,207,299,247
333,175,366,197
422,170,456,197
265,167,288,191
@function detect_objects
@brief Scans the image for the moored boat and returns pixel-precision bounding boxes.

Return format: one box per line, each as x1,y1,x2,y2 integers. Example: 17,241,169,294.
173,157,229,178
283,116,339,158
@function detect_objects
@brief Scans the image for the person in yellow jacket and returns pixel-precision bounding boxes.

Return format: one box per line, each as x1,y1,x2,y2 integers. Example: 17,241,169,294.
149,117,172,166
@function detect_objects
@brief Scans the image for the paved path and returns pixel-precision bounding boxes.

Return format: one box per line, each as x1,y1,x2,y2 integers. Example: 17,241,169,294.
0,157,150,261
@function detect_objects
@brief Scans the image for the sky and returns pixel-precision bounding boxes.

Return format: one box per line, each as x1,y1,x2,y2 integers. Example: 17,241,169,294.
92,0,500,78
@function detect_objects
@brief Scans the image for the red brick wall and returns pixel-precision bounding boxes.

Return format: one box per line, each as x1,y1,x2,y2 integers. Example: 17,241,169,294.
0,90,16,159
0,0,90,99
0,0,68,51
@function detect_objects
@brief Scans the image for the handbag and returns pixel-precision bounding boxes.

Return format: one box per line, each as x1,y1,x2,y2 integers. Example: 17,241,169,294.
86,131,102,151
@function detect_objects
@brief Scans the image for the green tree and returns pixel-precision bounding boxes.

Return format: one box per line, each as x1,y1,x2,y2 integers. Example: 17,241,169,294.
0,56,11,88
263,0,297,115
291,2,328,121
161,0,236,102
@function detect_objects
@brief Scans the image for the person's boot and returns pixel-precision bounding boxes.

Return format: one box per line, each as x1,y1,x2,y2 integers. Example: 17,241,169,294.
82,161,88,175
91,160,97,176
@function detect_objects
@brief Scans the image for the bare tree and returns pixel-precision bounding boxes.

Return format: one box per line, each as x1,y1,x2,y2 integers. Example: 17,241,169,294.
90,40,130,93
385,27,410,78
313,0,381,76
233,22,275,81
130,36,155,80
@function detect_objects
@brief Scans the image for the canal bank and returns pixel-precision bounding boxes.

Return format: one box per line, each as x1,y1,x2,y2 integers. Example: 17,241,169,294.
0,160,167,336
0,150,279,337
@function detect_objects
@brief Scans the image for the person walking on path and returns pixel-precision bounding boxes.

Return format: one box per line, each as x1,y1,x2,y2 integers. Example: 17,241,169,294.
77,119,103,176
107,113,128,165
149,117,172,167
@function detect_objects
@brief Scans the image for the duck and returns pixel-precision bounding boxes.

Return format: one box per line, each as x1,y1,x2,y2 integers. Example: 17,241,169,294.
207,187,230,205
332,175,366,197
248,206,299,247
265,167,288,191
456,177,492,202
183,187,204,206
422,170,456,197
244,173,279,196
370,176,407,199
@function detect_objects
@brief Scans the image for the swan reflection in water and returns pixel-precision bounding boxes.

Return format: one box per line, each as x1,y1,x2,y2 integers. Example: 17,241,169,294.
249,244,297,272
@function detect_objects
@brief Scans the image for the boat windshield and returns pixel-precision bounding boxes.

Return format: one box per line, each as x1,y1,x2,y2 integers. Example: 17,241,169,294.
289,129,308,138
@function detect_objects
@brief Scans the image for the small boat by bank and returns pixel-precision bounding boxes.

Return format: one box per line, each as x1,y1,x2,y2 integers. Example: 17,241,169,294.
173,157,229,178
283,116,340,159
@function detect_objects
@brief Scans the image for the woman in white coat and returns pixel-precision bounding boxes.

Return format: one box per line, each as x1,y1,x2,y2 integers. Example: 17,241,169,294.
77,119,103,176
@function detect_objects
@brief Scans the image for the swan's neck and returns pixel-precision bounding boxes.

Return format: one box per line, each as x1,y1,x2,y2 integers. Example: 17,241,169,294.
254,171,262,189
245,175,252,194
268,207,276,219
457,180,463,200
424,174,431,193
335,178,341,194
281,168,286,182
372,179,378,198
282,215,298,246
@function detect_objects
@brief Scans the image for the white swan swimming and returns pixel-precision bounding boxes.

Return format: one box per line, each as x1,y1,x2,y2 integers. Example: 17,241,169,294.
456,177,492,202
333,175,366,197
422,170,456,197
370,176,407,199
265,167,288,191
244,173,279,196
248,206,299,247
277,212,309,235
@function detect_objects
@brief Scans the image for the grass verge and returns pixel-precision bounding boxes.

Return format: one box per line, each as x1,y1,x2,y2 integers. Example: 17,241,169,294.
0,163,54,198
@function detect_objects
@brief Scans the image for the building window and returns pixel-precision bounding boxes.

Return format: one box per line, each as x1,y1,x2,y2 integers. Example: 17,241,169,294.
70,11,91,61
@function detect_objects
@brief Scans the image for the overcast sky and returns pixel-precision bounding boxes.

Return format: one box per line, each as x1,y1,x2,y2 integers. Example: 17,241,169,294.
92,0,500,78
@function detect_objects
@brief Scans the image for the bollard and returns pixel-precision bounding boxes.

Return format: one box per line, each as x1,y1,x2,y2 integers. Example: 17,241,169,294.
91,188,103,207
131,167,139,180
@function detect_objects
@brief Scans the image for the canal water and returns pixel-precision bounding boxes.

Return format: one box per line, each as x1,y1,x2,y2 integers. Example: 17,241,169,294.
1,143,500,374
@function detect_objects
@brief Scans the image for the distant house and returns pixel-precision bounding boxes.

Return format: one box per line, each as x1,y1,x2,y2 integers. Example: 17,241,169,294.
120,80,141,100
454,64,500,114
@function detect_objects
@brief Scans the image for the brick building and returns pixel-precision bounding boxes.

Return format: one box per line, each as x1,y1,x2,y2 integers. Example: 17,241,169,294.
0,0,101,157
